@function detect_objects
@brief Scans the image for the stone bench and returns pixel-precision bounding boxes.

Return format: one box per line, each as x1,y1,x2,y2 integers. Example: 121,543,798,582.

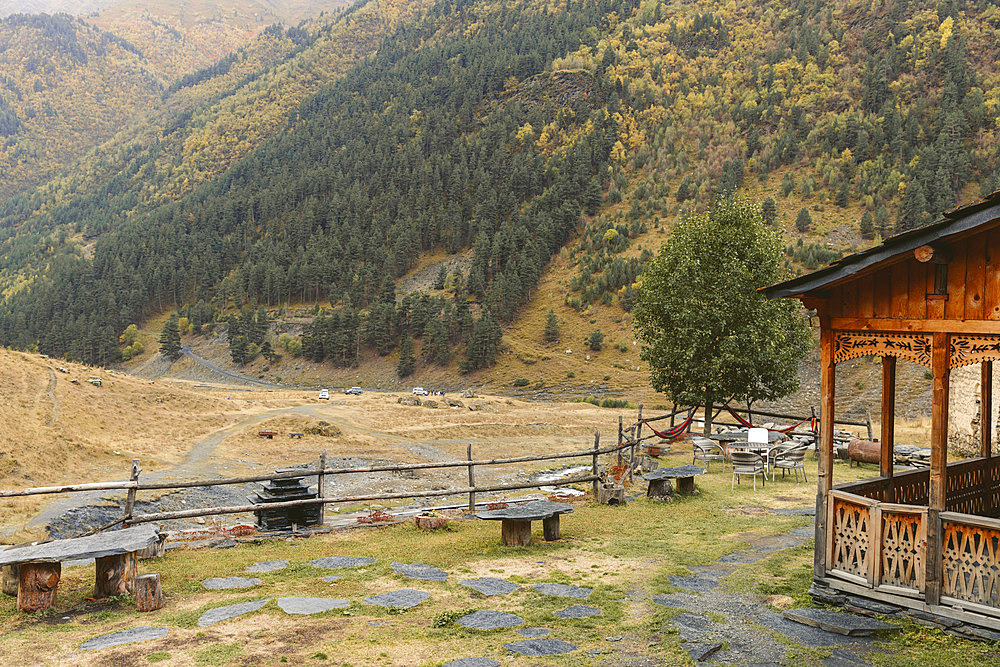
476,500,573,546
643,465,706,498
0,524,160,613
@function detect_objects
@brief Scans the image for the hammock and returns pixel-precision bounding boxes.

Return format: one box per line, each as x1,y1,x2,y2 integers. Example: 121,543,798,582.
724,406,816,434
642,411,695,441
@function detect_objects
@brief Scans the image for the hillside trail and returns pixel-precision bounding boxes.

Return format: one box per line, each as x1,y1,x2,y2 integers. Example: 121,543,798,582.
45,368,57,426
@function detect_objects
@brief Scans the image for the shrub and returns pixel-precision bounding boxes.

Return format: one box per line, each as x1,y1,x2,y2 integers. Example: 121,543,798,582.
586,329,605,351
513,378,529,387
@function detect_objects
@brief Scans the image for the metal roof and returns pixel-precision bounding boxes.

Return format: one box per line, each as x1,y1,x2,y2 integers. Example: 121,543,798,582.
762,190,1000,300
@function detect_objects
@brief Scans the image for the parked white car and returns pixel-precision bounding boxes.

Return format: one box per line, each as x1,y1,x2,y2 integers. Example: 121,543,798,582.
412,387,429,396
345,386,363,395
318,389,330,400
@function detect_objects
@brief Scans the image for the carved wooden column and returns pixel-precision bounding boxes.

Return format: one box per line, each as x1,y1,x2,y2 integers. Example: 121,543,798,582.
925,332,950,606
881,356,896,502
815,322,835,581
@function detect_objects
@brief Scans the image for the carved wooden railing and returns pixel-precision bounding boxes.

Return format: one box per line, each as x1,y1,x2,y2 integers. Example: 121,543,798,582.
876,504,926,596
828,490,876,585
941,512,1000,616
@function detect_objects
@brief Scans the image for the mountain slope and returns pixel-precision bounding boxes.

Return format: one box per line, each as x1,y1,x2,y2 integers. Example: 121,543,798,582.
2,0,1000,395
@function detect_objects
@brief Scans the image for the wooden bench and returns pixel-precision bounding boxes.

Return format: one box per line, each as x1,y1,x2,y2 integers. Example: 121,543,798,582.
476,500,573,546
258,430,278,439
0,525,160,613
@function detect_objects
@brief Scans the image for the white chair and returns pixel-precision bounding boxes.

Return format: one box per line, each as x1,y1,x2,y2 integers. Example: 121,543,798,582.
747,428,769,446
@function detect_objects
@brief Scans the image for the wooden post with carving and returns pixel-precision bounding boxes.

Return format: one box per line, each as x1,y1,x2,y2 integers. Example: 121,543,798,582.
881,356,896,502
925,332,950,606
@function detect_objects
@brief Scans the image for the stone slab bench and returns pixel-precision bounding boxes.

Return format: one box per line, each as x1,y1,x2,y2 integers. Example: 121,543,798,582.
643,465,706,497
475,500,573,546
0,524,159,613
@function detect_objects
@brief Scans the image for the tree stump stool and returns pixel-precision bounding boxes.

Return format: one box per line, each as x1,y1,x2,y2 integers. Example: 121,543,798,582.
644,465,706,499
477,500,574,546
135,573,163,612
18,562,61,613
597,483,626,505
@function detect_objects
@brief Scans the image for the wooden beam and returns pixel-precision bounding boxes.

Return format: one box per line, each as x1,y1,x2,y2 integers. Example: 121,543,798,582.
831,317,1000,335
815,322,836,581
982,361,993,459
881,356,896,501
926,331,951,606
915,244,953,264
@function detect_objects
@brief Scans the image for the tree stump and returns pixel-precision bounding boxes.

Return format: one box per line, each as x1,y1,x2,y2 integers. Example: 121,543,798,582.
542,515,561,541
94,553,137,598
18,562,60,613
138,533,166,560
135,573,163,612
2,564,19,597
646,478,674,501
675,476,698,495
500,519,532,546
597,483,626,505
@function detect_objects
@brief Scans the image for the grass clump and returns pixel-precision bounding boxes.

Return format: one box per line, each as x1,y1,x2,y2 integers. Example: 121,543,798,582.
146,652,171,663
193,642,244,666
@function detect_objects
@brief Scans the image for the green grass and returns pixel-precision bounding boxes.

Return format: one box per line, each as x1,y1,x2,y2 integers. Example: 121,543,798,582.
194,641,244,666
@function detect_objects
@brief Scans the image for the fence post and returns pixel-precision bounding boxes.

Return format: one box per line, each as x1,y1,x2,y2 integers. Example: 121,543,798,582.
617,416,623,466
865,411,873,440
592,431,600,498
318,450,327,525
467,443,476,512
123,459,140,527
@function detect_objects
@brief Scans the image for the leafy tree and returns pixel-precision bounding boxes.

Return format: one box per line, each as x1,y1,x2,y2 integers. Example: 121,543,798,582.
543,309,560,343
397,334,415,377
795,208,812,232
159,316,182,360
586,329,604,351
632,197,811,434
119,324,140,347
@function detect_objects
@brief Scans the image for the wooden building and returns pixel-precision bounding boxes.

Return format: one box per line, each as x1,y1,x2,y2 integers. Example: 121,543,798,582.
764,193,1000,629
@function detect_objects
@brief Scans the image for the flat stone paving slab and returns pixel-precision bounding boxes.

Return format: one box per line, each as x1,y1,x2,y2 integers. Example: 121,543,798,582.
442,659,500,667
457,610,524,630
667,574,718,593
517,627,550,637
202,576,262,590
669,612,716,642
684,641,723,662
554,604,601,618
651,593,694,607
458,577,520,596
198,599,270,627
309,556,377,569
783,608,900,637
391,561,448,582
245,560,288,573
504,638,577,656
80,626,168,650
532,582,592,599
277,597,350,615
363,588,430,609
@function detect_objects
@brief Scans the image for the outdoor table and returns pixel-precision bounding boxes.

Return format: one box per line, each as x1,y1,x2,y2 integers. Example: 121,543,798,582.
0,524,159,613
476,500,573,546
643,465,705,497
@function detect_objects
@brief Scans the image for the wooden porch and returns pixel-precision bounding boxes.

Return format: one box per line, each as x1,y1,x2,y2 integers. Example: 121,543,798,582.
764,193,1000,630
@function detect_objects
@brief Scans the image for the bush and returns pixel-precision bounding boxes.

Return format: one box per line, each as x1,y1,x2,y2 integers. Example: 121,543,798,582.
586,329,605,351
513,378,529,387
795,207,812,232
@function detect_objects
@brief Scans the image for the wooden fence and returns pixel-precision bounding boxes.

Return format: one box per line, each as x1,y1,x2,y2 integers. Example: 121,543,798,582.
1,432,636,534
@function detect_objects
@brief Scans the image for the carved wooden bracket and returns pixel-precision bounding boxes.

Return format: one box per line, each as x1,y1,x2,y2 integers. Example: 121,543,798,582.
950,335,1000,369
833,331,932,367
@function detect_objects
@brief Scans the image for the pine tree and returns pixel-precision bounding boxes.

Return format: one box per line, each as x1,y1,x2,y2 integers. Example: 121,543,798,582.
159,316,182,360
795,208,812,232
761,197,777,225
543,309,560,343
397,334,415,377
860,210,875,239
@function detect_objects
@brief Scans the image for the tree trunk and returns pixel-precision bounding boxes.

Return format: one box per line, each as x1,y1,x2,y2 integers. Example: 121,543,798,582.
704,391,714,436
2,564,19,597
500,519,532,546
542,515,561,541
94,553,137,598
18,562,60,613
135,573,163,612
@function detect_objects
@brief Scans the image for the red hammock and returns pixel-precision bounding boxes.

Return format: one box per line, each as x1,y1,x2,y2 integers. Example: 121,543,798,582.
643,412,695,440
724,406,815,434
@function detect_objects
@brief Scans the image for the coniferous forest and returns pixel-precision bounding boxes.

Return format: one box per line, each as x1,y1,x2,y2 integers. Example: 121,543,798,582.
0,0,998,371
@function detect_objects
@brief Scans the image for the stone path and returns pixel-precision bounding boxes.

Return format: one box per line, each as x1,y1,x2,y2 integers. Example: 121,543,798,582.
531,582,592,599
277,597,350,615
503,638,578,656
457,610,525,630
246,560,288,573
363,589,431,609
309,555,376,569
391,561,449,582
650,516,896,665
458,577,519,596
201,576,262,590
80,626,168,650
198,599,270,627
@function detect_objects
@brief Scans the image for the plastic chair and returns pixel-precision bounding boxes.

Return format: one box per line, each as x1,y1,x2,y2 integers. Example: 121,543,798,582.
730,451,767,490
747,427,769,446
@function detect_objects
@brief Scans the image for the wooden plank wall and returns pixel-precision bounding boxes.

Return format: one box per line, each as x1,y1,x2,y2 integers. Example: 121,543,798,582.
826,230,1000,321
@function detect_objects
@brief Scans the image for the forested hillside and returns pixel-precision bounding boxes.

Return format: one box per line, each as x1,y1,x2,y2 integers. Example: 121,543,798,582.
1,0,1000,384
